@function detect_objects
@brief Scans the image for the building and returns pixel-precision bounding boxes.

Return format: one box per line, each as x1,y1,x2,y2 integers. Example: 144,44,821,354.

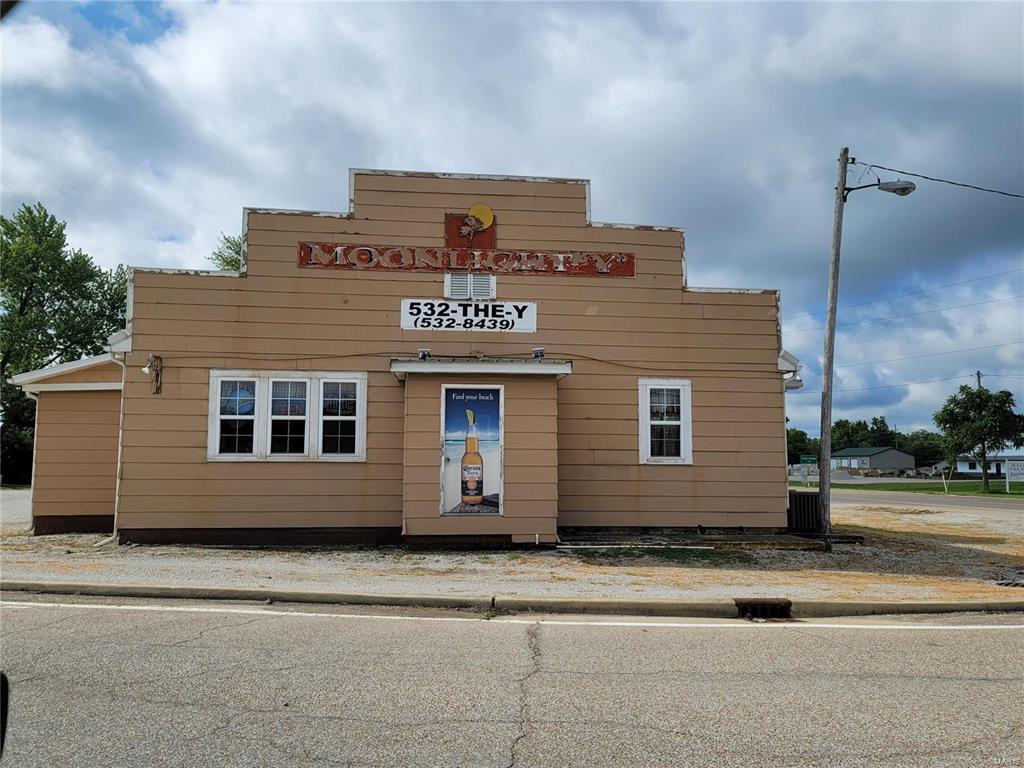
830,446,915,472
12,170,800,544
955,453,1024,477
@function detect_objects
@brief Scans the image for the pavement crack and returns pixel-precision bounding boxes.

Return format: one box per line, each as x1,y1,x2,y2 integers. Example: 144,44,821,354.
872,721,1024,759
0,613,74,639
160,615,268,648
506,622,542,768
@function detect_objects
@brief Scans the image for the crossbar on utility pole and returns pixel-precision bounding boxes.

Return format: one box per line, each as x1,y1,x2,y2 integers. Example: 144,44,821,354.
819,147,850,534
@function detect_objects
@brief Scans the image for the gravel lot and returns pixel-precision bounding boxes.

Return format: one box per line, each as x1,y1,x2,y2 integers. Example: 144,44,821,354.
2,493,1021,602
0,487,31,532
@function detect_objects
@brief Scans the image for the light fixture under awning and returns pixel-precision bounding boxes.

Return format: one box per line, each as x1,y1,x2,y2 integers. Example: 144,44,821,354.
390,357,572,381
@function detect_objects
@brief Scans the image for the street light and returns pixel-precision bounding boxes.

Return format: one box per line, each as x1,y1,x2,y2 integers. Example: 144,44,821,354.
818,148,914,536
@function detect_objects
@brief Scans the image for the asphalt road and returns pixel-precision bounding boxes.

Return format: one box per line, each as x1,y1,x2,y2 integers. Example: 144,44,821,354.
1,596,1022,767
831,487,1024,512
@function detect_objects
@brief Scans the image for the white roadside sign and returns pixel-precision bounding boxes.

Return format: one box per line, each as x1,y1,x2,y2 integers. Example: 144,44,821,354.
1007,460,1024,493
400,299,537,333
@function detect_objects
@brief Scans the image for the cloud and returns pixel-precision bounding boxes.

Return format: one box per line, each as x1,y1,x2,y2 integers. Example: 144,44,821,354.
0,17,130,90
1,1,1021,435
764,3,1022,88
783,270,1024,432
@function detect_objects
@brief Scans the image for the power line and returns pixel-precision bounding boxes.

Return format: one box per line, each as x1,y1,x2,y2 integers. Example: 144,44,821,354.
788,373,975,396
784,294,1023,334
790,371,1024,397
835,341,1023,369
853,161,1024,200
784,267,1024,322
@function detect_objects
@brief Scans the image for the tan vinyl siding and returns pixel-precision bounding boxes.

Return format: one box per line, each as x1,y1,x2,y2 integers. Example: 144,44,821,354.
401,375,558,539
32,390,120,519
35,360,122,385
115,370,404,530
118,171,786,531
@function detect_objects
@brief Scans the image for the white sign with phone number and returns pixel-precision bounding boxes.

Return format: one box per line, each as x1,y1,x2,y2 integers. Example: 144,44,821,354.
1008,460,1024,493
401,299,537,333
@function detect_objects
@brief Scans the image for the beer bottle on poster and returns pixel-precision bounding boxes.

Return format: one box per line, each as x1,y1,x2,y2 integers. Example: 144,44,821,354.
461,409,484,505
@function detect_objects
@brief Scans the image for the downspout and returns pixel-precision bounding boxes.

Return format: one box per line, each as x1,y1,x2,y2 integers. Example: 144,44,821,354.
95,351,127,547
25,390,39,534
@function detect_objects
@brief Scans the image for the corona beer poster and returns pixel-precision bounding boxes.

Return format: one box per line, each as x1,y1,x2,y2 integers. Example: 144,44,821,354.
441,386,502,515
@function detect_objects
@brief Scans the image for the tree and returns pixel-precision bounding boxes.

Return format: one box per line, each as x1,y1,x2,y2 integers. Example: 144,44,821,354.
0,203,127,484
934,385,1024,492
806,436,821,460
903,429,945,468
868,416,896,448
209,232,243,271
786,428,809,466
831,419,871,452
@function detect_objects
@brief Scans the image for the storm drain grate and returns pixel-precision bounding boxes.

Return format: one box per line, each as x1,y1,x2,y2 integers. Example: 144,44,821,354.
995,579,1024,587
735,598,793,620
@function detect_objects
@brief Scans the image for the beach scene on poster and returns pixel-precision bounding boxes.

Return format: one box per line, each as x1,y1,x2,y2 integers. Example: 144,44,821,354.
442,387,502,515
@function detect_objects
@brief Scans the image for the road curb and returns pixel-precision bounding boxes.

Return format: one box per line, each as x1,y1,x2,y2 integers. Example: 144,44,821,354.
492,595,738,617
0,580,493,611
790,600,1024,618
2,580,1022,618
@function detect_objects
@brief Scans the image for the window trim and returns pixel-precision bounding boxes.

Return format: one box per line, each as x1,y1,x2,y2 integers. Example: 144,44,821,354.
207,370,367,462
638,378,693,465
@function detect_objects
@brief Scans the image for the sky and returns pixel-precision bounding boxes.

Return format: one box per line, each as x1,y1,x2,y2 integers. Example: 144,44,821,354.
2,1,1022,436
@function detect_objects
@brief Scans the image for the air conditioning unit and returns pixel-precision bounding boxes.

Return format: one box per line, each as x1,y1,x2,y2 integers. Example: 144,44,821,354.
444,273,495,301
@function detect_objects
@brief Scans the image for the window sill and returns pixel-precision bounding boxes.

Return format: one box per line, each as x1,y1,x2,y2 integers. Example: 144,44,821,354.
206,455,366,463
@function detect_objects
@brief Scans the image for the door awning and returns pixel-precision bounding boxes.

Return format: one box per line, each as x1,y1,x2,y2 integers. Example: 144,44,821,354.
390,357,572,381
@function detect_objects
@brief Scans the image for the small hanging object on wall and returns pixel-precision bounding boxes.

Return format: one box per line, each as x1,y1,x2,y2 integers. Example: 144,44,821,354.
141,353,162,394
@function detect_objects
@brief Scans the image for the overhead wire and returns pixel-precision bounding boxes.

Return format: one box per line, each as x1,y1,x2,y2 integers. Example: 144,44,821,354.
788,373,977,396
853,161,1024,200
791,370,1024,397
784,267,1024,323
784,294,1023,334
835,341,1023,368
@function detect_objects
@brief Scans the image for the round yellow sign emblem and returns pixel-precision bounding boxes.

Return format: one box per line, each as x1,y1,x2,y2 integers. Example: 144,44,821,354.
467,204,495,230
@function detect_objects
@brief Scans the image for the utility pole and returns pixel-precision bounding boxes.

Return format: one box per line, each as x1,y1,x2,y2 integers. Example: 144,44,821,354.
977,369,988,490
818,147,850,535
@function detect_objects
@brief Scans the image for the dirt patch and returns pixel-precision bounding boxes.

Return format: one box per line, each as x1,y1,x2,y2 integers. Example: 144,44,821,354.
2,504,1022,603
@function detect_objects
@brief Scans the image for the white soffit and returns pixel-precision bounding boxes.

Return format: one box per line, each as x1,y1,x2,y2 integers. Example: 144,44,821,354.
390,359,572,381
778,350,801,373
107,328,133,353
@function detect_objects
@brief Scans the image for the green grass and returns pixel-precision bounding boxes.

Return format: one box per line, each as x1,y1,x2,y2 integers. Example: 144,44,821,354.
788,481,1024,497
570,547,753,566
0,484,30,490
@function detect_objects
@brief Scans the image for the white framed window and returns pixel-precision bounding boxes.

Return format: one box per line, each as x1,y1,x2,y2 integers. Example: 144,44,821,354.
207,371,367,462
638,378,693,464
268,378,309,456
215,378,257,456
317,377,368,461
445,273,496,301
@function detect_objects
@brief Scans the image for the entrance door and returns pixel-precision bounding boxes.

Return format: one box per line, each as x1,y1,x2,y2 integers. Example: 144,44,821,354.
440,385,503,516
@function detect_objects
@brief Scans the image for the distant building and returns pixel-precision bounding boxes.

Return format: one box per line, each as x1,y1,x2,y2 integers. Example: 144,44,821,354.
830,447,915,472
955,453,1024,477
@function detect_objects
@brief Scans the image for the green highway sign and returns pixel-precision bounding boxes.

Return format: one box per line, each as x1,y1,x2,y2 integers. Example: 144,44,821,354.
800,455,818,464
